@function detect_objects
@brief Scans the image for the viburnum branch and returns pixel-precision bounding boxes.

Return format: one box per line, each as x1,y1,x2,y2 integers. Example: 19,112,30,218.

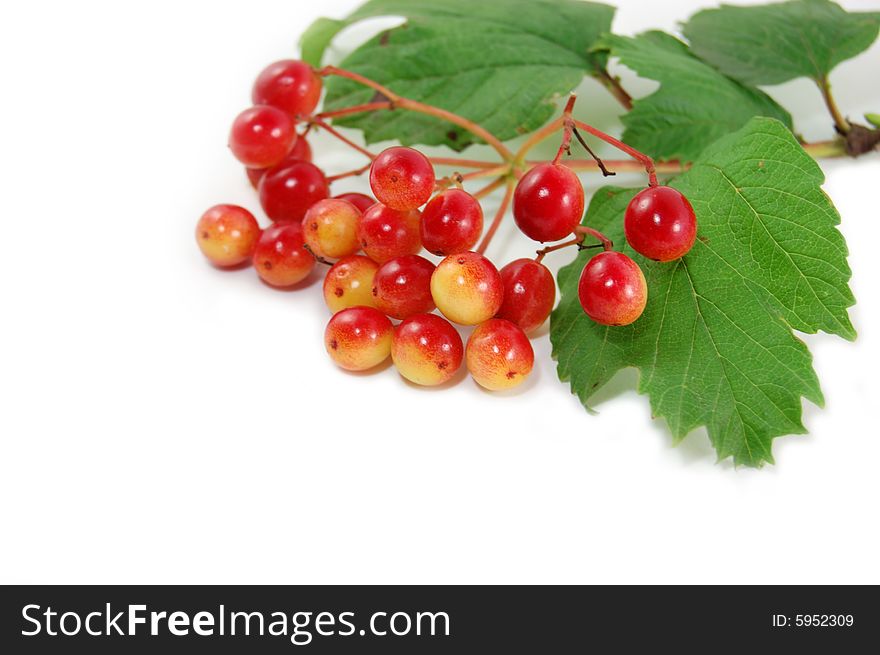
472,176,508,200
529,159,684,175
575,225,614,251
318,66,515,162
429,157,501,169
534,236,583,263
308,117,376,160
460,164,510,182
315,101,394,120
818,76,850,135
572,128,615,177
327,162,372,183
594,66,634,111
552,95,579,165
477,179,516,255
571,119,657,187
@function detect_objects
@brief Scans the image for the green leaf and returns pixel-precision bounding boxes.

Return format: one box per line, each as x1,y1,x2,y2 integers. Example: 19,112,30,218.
599,31,793,162
683,0,880,86
303,0,615,150
299,18,348,68
550,118,855,467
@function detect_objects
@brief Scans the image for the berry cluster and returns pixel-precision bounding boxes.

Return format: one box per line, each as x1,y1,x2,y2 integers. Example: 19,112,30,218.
196,59,698,391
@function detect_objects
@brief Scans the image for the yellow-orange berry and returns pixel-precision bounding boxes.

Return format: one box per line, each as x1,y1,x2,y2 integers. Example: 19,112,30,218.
303,198,361,259
324,307,393,372
196,204,261,267
391,314,463,386
430,252,503,325
466,319,534,391
323,255,379,313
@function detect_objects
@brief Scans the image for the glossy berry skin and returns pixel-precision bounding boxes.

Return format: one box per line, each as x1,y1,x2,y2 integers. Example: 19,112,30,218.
252,60,322,118
246,138,312,189
228,105,296,169
624,186,697,262
302,198,361,259
391,314,463,386
496,259,555,334
324,307,393,372
431,252,504,326
323,255,379,313
259,160,329,223
334,192,375,214
372,255,436,320
420,189,483,255
357,203,422,264
466,319,534,391
578,251,647,326
196,205,261,267
513,163,584,242
369,146,435,211
252,222,315,287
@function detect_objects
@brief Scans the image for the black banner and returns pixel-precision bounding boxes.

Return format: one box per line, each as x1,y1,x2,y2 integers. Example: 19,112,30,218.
1,585,876,652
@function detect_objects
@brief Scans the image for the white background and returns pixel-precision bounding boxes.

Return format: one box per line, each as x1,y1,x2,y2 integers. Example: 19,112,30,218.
1,0,878,584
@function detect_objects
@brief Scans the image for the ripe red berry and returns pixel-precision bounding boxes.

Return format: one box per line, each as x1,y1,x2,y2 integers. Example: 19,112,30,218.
323,255,379,313
372,255,436,320
196,204,261,267
259,160,329,223
369,146,435,211
246,138,313,189
333,192,376,214
325,306,393,372
420,189,483,255
357,203,422,264
252,222,315,287
229,105,296,169
466,319,534,391
391,313,463,386
513,163,584,242
624,186,697,262
431,252,504,325
578,251,647,326
496,259,556,333
252,60,322,118
302,198,361,259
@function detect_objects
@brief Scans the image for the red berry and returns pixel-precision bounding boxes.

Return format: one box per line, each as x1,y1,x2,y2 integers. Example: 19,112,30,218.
229,105,296,169
369,146,435,211
372,255,436,320
302,198,361,259
259,160,329,223
357,203,422,264
391,314,463,386
252,222,315,287
624,186,697,262
196,204,261,267
325,307,393,372
466,319,534,391
431,252,504,326
333,192,376,214
496,259,555,333
513,163,584,242
252,60,322,118
420,189,483,255
323,255,379,313
578,251,647,326
245,138,313,189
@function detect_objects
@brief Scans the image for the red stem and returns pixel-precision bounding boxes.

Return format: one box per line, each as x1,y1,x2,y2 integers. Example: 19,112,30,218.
476,180,515,255
571,119,657,186
318,66,514,162
575,225,613,251
308,117,376,160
